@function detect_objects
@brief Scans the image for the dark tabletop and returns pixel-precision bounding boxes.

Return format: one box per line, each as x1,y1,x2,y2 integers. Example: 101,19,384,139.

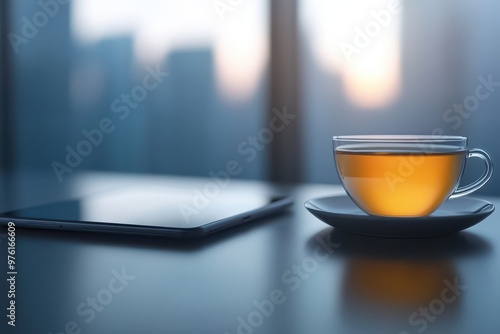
1,172,499,334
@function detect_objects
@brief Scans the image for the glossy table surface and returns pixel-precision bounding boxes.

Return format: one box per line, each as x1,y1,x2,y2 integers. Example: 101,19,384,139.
1,172,499,334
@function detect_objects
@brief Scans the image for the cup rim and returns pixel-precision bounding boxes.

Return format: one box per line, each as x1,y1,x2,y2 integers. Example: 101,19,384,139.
332,135,467,142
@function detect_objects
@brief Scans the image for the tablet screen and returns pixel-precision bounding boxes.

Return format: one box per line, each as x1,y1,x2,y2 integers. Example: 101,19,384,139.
3,185,277,229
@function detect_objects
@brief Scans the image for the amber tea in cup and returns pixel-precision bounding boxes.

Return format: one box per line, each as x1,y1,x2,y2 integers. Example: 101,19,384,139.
333,136,493,217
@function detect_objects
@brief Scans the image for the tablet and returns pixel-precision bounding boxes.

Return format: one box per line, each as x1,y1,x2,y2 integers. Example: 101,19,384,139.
0,185,292,238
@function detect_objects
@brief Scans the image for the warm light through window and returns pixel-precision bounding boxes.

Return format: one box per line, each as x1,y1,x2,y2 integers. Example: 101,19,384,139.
302,0,401,109
71,0,268,103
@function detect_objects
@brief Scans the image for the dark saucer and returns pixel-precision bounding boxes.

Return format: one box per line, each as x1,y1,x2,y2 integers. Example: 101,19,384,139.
304,196,495,238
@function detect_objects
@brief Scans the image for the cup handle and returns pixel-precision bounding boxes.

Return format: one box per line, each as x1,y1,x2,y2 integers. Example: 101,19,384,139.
450,148,494,199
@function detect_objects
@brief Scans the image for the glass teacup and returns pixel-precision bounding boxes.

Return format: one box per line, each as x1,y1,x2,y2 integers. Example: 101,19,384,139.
333,135,493,217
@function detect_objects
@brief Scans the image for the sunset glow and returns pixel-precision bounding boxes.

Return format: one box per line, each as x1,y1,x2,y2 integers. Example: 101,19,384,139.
71,0,268,102
302,0,401,109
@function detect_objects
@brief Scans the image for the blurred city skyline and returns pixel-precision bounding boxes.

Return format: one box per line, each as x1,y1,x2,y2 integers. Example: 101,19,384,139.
7,0,500,194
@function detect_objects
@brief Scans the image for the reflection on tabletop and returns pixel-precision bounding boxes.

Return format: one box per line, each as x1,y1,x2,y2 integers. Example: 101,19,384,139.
308,228,491,329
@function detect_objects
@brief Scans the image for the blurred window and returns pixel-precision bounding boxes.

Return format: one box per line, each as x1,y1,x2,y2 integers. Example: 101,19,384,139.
299,0,500,195
8,0,269,182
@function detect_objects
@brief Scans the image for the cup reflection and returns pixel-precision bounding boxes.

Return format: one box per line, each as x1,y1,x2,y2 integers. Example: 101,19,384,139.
343,257,456,308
